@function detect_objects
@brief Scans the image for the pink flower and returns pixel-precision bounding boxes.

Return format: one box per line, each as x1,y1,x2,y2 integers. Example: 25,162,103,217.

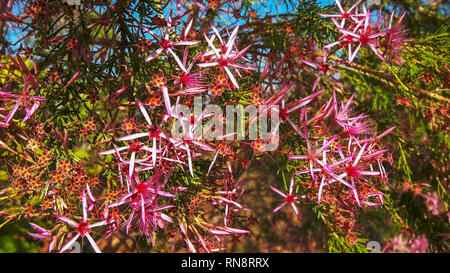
56,191,109,253
108,172,175,236
171,49,207,95
256,83,325,139
212,176,249,227
198,24,255,88
337,12,387,62
322,3,403,63
379,11,408,62
138,12,200,72
269,176,306,220
319,0,365,28
409,235,429,253
333,90,371,136
270,86,325,136
300,49,343,91
288,126,338,181
390,234,428,253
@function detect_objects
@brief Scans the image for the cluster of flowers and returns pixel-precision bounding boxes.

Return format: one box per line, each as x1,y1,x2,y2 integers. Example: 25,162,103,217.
320,0,407,63
26,8,258,253
271,90,394,229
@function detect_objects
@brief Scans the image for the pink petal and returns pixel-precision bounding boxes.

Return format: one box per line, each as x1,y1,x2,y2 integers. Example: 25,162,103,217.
85,232,101,253
146,48,163,62
56,215,78,227
59,233,80,253
269,186,286,198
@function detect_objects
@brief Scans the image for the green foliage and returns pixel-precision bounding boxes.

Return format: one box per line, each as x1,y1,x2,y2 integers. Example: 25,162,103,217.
295,0,338,45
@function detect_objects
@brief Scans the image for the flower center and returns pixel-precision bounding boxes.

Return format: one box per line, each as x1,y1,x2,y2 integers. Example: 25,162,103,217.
346,165,362,178
77,221,90,236
179,73,190,84
160,39,171,50
218,58,229,67
346,126,359,136
359,33,370,45
320,64,329,73
136,183,148,195
340,12,350,19
285,194,295,203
